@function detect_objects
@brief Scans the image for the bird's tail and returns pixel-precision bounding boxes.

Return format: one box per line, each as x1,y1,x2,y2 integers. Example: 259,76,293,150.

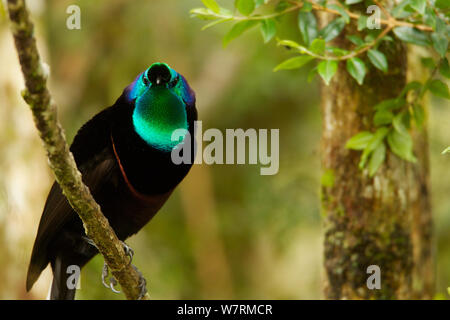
49,256,77,300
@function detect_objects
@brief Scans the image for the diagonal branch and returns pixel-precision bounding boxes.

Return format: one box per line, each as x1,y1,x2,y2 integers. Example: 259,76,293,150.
6,0,149,300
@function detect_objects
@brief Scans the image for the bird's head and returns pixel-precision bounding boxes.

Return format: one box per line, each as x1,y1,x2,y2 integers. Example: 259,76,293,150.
125,63,196,152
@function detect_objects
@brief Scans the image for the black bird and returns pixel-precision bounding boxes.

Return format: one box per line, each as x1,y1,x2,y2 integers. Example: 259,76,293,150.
26,63,197,300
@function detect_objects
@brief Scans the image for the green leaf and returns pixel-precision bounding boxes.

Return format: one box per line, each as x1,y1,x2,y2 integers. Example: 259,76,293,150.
435,0,450,10
392,0,414,19
298,12,318,46
273,56,314,71
424,7,437,29
431,32,449,57
440,59,450,79
260,19,276,43
393,26,430,46
442,146,450,154
357,15,367,31
202,0,220,13
374,98,406,111
190,8,218,20
327,4,350,23
345,131,374,150
359,127,390,168
436,16,446,33
367,49,388,73
346,131,374,150
310,38,325,55
347,35,364,46
428,79,450,99
400,81,422,97
319,18,346,42
369,142,386,177
392,112,409,136
318,60,338,85
223,20,258,47
346,0,363,4
346,57,366,85
410,0,426,14
326,46,349,56
369,127,390,151
387,130,417,162
373,110,394,126
235,0,255,16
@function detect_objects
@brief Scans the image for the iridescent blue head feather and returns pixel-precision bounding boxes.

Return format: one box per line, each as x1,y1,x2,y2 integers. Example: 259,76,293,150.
124,63,195,152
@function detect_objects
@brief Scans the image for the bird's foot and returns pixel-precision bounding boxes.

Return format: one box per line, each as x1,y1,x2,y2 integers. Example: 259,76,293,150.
101,263,147,299
121,241,134,265
83,238,133,263
99,242,145,298
102,263,121,294
132,265,148,300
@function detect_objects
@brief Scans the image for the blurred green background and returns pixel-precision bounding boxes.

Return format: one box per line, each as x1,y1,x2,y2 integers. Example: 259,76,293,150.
0,0,448,299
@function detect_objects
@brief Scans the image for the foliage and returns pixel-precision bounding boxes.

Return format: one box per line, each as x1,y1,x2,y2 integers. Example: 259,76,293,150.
191,0,450,176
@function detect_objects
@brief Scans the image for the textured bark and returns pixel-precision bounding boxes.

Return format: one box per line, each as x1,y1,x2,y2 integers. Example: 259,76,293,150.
6,0,149,300
319,13,433,299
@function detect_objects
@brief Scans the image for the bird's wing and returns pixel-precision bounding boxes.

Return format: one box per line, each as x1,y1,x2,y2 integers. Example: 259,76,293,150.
26,106,119,291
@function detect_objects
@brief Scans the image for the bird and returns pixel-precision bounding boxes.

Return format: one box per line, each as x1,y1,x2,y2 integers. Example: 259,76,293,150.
26,62,197,300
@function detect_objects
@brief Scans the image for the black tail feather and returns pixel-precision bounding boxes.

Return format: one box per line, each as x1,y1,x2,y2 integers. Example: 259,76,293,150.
50,256,77,300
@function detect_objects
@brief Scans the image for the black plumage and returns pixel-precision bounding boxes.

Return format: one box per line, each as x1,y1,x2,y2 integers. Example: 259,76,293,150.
26,63,197,299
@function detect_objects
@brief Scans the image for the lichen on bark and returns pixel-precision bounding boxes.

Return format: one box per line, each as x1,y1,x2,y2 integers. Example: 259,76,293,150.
318,9,433,299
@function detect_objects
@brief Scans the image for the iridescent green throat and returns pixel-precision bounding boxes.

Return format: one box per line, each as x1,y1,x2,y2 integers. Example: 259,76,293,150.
132,86,188,152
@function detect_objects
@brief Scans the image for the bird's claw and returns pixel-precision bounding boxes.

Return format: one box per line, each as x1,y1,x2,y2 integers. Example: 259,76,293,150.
132,265,147,300
82,238,133,265
138,278,147,300
121,241,134,265
102,262,121,294
100,243,146,298
101,263,109,288
109,277,121,294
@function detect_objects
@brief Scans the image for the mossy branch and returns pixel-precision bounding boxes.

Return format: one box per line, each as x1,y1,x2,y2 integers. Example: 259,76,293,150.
6,0,149,300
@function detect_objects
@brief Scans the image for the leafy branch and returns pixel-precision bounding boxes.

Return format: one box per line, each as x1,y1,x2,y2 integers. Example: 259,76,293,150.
347,59,449,175
195,0,434,30
6,0,149,300
192,0,448,81
192,0,449,175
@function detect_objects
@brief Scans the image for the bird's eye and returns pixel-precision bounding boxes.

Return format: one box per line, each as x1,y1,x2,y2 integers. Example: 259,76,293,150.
143,75,150,86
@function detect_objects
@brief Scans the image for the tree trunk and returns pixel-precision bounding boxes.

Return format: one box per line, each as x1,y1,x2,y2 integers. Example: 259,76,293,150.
319,13,433,299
